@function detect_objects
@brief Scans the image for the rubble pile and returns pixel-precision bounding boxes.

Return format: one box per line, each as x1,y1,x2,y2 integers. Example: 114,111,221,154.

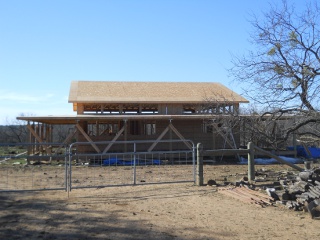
217,165,320,219
275,168,320,218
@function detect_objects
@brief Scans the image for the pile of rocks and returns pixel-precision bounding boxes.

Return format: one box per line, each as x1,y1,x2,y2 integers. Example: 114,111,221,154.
262,167,320,219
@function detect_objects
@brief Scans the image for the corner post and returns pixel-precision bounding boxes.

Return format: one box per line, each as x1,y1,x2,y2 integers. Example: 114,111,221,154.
247,142,255,182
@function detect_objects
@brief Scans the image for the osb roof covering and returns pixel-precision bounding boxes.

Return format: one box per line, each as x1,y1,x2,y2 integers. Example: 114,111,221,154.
68,81,249,104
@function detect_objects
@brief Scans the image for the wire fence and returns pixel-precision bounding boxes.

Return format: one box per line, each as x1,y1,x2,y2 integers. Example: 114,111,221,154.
0,140,196,192
0,143,68,191
68,140,195,190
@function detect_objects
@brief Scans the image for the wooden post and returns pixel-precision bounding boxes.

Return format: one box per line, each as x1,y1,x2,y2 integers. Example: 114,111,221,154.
36,123,40,153
169,120,173,164
50,125,54,142
292,131,297,158
124,119,127,152
96,121,99,136
27,121,31,164
41,123,45,155
45,124,51,154
212,124,216,162
247,142,255,182
196,143,204,186
45,124,49,143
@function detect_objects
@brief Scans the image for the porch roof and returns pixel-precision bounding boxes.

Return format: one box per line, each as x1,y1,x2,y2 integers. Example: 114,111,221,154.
17,114,218,124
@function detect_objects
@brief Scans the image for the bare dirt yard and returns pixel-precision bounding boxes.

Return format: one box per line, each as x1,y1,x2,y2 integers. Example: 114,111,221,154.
1,163,320,240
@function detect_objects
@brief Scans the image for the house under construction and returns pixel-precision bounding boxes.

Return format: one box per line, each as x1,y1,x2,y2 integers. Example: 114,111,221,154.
17,81,249,155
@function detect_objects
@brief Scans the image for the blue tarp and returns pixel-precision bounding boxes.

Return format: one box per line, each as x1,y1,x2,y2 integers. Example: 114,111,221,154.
287,146,320,158
102,157,161,166
239,156,304,165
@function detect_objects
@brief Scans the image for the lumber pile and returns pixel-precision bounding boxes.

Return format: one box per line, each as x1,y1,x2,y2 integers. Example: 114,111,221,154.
218,185,274,208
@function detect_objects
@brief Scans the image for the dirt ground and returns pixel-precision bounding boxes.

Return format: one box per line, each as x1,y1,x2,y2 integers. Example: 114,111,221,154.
1,164,320,240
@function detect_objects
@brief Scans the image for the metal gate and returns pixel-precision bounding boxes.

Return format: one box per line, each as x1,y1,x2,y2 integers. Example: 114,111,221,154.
0,140,195,192
68,140,195,191
0,143,68,192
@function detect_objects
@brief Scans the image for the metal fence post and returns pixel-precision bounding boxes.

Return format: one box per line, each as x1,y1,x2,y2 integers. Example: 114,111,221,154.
68,144,73,194
133,142,136,185
65,145,68,192
196,143,204,186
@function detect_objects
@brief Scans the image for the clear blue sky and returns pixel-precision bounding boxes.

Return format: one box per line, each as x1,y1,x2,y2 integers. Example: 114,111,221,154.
0,0,305,124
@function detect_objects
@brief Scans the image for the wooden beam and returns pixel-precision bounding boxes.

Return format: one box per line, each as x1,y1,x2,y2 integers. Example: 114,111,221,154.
148,122,192,152
301,142,312,158
26,123,44,143
147,126,170,152
212,124,235,149
169,123,192,149
100,128,107,136
124,120,127,152
55,127,78,153
45,124,51,154
76,123,101,153
205,149,249,156
102,126,125,154
27,121,32,158
26,123,49,154
254,145,303,172
96,121,99,136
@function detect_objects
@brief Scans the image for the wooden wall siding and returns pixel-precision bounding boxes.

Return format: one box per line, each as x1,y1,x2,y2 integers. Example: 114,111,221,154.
158,104,184,114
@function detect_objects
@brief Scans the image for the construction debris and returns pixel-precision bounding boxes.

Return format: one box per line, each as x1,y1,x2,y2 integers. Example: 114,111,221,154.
218,185,274,208
217,164,320,219
277,168,320,219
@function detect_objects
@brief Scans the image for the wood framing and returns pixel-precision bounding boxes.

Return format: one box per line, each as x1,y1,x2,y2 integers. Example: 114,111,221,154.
17,81,249,154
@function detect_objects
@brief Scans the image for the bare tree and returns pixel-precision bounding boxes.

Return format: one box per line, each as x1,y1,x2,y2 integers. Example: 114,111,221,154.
202,95,243,149
239,106,296,149
0,114,29,143
52,125,73,143
230,0,320,147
